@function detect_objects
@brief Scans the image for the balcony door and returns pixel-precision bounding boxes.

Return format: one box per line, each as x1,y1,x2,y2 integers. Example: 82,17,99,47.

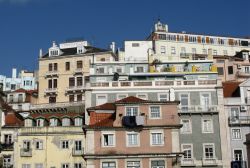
74,141,82,151
201,93,210,111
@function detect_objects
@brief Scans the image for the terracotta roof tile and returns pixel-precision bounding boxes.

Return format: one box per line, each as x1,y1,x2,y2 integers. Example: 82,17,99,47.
222,81,241,97
87,103,116,111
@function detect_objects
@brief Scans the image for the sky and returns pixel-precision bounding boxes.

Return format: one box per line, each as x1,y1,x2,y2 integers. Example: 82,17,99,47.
0,0,249,76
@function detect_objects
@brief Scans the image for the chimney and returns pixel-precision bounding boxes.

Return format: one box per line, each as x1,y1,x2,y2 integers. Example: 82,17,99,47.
12,68,17,79
110,42,115,53
39,49,43,58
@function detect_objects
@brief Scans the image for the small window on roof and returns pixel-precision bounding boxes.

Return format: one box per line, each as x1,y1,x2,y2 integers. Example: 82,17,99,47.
25,118,33,127
74,117,83,126
36,118,45,127
50,118,58,126
62,117,71,126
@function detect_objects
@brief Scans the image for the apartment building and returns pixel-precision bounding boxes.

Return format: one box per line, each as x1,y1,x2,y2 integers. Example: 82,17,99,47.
85,96,182,168
0,69,37,92
38,40,115,104
87,58,226,167
245,133,250,168
122,20,250,62
223,80,250,168
14,107,85,168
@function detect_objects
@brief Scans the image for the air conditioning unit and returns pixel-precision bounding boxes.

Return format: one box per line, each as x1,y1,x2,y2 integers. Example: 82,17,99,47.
240,106,247,112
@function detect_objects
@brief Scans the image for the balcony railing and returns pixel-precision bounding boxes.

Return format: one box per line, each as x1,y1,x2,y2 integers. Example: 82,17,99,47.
72,148,84,156
45,71,58,77
0,143,14,151
20,148,32,157
91,80,218,89
44,88,58,94
202,158,218,166
228,116,250,125
181,158,196,166
74,68,84,74
30,101,85,110
66,85,86,92
178,105,218,113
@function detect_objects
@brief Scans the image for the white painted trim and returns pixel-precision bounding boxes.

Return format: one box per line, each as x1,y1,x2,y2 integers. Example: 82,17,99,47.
96,94,108,106
233,148,244,161
202,118,214,134
116,93,128,101
125,106,139,116
180,118,192,134
136,93,148,100
101,131,116,148
149,105,162,119
126,131,140,147
125,159,142,168
158,92,169,101
203,143,216,159
150,129,165,146
231,128,242,140
149,158,167,168
100,159,117,168
181,143,194,159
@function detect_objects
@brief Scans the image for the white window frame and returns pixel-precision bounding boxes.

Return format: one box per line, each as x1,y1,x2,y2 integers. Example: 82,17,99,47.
102,131,116,147
200,92,211,109
203,143,215,159
158,93,169,101
126,160,141,168
180,119,192,134
160,46,166,54
126,132,140,147
233,148,244,161
116,94,128,100
101,160,117,168
49,118,58,126
96,94,108,106
149,106,161,119
35,140,43,150
60,140,69,149
150,130,164,146
22,164,31,168
74,163,83,168
150,158,166,168
36,118,44,127
74,117,83,126
231,128,242,140
61,163,70,168
62,117,71,126
181,144,194,159
126,106,139,116
202,118,213,133
171,47,176,55
136,93,148,100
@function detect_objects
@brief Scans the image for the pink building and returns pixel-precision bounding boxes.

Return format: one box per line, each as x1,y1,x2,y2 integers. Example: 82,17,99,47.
85,96,182,168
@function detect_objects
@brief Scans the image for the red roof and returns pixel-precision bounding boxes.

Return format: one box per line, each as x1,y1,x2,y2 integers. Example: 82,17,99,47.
89,112,114,127
223,81,241,97
4,112,24,127
115,96,147,104
87,103,115,112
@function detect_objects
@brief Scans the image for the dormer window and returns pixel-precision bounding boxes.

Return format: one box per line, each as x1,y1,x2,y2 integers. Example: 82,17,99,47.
50,50,59,56
77,46,85,54
36,118,45,127
49,41,60,57
50,118,59,126
62,117,71,126
74,117,83,126
25,118,34,127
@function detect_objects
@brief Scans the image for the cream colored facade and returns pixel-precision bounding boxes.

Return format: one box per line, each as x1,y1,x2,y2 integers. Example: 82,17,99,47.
38,41,114,104
15,126,85,168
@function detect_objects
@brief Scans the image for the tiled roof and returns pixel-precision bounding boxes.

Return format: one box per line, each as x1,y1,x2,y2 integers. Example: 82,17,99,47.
27,112,84,120
115,96,147,104
87,103,116,112
222,81,241,97
89,112,114,127
4,112,24,127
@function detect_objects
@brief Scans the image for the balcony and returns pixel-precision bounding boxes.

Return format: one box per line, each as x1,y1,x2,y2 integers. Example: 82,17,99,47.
181,158,196,166
122,116,145,127
0,143,14,151
228,116,250,125
74,68,84,75
45,71,58,78
202,158,218,166
72,148,84,156
44,88,58,94
90,80,218,89
178,105,218,113
66,85,86,93
237,71,250,78
20,148,32,157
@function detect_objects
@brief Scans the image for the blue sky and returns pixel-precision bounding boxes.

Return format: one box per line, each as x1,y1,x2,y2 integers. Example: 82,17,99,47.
0,0,249,76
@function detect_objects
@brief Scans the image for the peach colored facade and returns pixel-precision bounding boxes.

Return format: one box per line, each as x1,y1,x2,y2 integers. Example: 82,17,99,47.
85,99,181,168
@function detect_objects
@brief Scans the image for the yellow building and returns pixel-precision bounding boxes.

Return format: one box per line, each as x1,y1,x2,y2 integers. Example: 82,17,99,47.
38,40,115,104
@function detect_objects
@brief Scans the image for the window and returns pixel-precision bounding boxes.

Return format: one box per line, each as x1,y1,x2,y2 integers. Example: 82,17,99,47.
69,95,74,102
127,132,139,146
74,163,82,168
158,34,166,40
74,140,82,151
61,140,69,149
234,149,243,161
182,144,193,159
25,119,33,127
23,140,31,150
245,66,250,73
202,119,213,133
117,94,128,100
135,66,144,73
151,131,164,145
77,94,82,101
3,155,12,167
10,84,16,90
171,47,176,55
18,104,22,111
36,118,44,127
77,61,83,69
49,63,53,71
35,140,43,150
160,46,166,54
203,144,215,159
136,93,147,100
4,134,12,144
200,93,210,111
97,67,105,74
158,93,169,101
102,162,116,168
50,118,58,126
127,161,140,168
48,79,52,88
180,47,186,55
62,118,70,126
217,67,224,76
74,117,83,126
69,77,75,87
103,133,115,147
181,119,191,133
96,94,107,105
76,77,83,86
150,106,161,118
228,66,234,74
49,96,56,103
232,129,241,139
180,94,189,111
54,63,58,71
132,43,140,47
35,164,43,168
22,164,31,168
126,107,138,116
62,164,69,168
65,62,70,71
115,66,123,73
53,79,57,88
151,160,165,168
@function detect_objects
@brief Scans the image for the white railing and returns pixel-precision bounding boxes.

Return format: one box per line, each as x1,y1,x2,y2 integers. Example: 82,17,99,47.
30,101,85,110
178,105,218,113
74,68,83,73
45,88,58,93
72,148,84,156
181,158,195,166
20,148,32,157
45,71,58,76
202,158,218,166
19,127,83,134
90,80,218,88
